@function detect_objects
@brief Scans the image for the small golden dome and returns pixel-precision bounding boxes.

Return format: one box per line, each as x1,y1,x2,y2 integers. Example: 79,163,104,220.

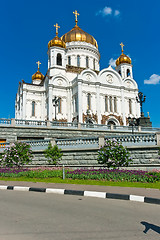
32,70,44,81
48,35,66,49
61,24,98,48
32,61,44,81
48,23,66,49
116,53,131,66
116,42,131,66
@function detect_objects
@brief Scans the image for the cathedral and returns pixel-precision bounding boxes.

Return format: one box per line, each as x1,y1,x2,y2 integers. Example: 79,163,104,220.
15,10,140,126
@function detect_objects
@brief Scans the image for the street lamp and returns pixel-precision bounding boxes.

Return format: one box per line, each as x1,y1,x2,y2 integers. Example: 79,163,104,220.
128,117,137,134
136,92,146,117
52,96,60,121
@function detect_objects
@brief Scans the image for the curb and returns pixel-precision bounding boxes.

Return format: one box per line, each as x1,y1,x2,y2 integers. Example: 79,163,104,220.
0,185,160,205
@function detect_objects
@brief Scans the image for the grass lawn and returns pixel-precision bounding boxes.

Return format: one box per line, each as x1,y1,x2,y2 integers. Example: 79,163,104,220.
0,176,160,189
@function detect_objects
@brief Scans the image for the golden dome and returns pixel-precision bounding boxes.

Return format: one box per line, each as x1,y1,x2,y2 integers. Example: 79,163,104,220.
116,42,131,66
32,61,44,81
48,23,66,49
116,53,131,66
61,24,98,48
48,35,66,49
32,69,44,81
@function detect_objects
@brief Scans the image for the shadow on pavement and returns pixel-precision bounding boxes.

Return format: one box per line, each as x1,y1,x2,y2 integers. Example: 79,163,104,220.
141,221,160,234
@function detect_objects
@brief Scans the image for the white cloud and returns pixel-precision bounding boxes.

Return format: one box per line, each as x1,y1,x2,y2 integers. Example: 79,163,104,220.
103,7,112,16
109,58,116,68
96,6,120,18
144,74,160,85
114,10,120,17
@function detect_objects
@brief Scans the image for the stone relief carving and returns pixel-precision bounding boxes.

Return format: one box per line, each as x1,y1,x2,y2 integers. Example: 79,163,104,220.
57,79,63,85
106,74,113,84
86,74,92,80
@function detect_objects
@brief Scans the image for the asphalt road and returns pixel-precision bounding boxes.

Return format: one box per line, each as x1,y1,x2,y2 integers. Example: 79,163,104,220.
0,190,159,240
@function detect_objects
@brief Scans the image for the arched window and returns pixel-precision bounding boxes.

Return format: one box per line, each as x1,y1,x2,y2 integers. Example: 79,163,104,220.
87,93,91,110
107,120,116,126
58,98,62,113
129,99,132,114
32,101,35,116
68,56,71,65
127,69,130,77
105,96,108,112
93,59,95,70
57,53,62,66
86,56,89,68
77,55,80,67
114,97,117,113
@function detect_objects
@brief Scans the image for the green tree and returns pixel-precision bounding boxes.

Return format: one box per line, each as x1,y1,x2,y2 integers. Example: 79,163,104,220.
44,143,63,165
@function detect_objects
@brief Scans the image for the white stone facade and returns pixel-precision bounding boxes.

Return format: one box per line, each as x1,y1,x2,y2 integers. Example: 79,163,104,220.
15,31,140,126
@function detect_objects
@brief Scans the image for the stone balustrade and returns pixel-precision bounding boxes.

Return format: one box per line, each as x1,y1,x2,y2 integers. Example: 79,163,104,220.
0,118,160,133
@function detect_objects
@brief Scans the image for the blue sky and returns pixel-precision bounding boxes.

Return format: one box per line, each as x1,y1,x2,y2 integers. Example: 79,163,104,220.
0,0,160,127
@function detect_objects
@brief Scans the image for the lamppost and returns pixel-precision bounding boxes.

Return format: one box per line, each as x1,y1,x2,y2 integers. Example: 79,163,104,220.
52,96,60,121
136,92,146,117
128,117,137,134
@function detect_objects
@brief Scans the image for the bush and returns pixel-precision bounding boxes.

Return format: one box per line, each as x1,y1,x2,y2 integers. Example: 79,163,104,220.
97,139,132,169
44,143,63,165
0,142,33,168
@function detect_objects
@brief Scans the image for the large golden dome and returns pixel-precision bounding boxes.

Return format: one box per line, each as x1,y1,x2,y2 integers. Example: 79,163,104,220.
116,42,131,66
61,24,98,48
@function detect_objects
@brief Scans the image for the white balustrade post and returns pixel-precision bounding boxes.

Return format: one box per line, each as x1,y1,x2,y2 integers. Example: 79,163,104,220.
51,138,56,147
99,136,104,148
78,123,81,129
138,125,141,132
156,132,160,146
11,118,16,127
47,120,51,127
110,124,114,130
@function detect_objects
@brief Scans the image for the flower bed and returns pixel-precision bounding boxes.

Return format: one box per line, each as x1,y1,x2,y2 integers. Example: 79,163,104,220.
0,167,159,183
66,169,160,183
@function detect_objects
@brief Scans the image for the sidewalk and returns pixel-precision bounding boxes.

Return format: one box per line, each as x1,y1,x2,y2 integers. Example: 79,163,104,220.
0,180,159,200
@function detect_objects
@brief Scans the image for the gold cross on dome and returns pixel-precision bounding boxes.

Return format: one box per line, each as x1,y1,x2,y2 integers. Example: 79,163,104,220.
54,23,60,36
120,42,124,52
73,10,79,25
36,61,41,70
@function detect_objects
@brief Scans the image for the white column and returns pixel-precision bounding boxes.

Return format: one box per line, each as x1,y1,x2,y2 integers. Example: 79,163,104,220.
96,84,101,124
48,86,53,121
121,89,126,125
22,89,26,119
78,80,83,123
67,89,72,122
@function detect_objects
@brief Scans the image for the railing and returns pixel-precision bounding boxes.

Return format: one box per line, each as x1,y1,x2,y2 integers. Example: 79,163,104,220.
0,133,158,152
56,137,99,149
50,121,78,128
25,139,50,150
81,123,111,130
15,119,47,127
0,118,11,125
105,134,157,146
0,118,160,133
